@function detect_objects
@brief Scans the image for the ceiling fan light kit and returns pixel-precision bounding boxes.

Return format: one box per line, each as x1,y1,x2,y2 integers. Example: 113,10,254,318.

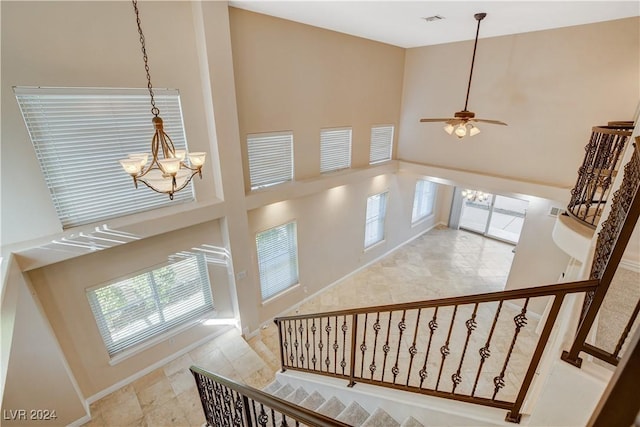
421,12,507,140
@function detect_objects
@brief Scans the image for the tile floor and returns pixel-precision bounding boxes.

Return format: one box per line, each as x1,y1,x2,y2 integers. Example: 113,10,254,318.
84,227,517,426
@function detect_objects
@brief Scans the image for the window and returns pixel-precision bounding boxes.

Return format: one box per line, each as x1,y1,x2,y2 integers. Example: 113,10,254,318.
247,132,294,189
14,87,193,229
412,180,437,223
369,125,394,164
364,192,388,248
256,222,299,300
320,127,352,173
87,254,213,356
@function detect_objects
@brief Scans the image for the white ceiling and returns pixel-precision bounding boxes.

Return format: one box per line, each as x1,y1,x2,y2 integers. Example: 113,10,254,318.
228,1,640,48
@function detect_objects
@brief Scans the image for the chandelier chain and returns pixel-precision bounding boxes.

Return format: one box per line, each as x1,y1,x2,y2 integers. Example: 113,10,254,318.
132,0,159,117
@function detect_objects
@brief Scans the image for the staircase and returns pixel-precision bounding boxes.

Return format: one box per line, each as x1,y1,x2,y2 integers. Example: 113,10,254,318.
263,380,418,427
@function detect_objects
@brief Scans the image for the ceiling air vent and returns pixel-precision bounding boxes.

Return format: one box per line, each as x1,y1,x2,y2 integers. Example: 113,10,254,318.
549,206,565,217
423,15,445,22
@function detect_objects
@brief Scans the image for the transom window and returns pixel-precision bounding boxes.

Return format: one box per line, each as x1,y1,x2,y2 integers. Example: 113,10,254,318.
364,192,388,248
412,179,437,223
14,87,193,229
87,253,213,356
369,125,394,164
320,127,352,173
247,132,294,189
256,222,299,301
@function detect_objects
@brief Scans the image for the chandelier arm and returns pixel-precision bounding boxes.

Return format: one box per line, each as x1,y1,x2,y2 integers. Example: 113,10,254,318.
131,0,159,117
137,132,160,178
463,14,485,112
160,129,177,157
137,168,200,197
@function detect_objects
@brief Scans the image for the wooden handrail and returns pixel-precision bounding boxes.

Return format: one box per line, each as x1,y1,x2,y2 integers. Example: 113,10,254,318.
274,280,598,322
190,366,350,427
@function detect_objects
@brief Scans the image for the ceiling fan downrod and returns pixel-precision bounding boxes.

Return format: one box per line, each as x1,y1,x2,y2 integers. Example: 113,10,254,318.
463,12,486,112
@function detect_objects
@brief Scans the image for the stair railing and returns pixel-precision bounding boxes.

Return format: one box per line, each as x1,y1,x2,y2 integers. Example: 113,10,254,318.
567,123,633,228
191,366,351,427
563,141,640,368
274,280,598,423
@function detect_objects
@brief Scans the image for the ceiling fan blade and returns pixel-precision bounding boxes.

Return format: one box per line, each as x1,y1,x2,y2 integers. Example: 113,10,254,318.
420,118,455,123
473,118,508,126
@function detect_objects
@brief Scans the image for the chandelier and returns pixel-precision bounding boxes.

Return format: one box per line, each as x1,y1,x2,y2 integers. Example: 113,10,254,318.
119,0,206,200
462,189,489,202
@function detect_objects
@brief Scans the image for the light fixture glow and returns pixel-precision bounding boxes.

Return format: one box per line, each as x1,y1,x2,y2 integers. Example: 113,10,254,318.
469,124,481,136
443,124,455,135
462,189,489,202
118,0,206,200
454,125,467,138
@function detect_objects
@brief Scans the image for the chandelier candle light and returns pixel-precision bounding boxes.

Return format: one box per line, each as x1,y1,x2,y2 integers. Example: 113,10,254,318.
120,0,206,200
462,189,489,202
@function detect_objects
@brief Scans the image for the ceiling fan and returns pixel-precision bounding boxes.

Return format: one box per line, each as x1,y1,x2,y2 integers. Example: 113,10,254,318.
420,13,507,139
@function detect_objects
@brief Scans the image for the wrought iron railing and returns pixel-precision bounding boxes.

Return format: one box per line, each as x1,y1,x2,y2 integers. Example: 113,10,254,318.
563,141,640,368
191,366,350,427
567,123,634,228
274,280,598,423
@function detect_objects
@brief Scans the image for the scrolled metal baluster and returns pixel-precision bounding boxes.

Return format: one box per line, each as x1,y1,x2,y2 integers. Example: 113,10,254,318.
318,317,324,372
436,305,457,391
293,320,300,368
392,310,407,383
325,317,332,371
451,303,478,394
341,315,348,375
370,312,381,379
287,321,294,366
472,300,503,396
360,313,368,378
613,300,640,359
419,307,438,389
493,299,529,400
381,311,394,382
305,318,310,369
311,318,318,370
297,319,304,367
333,316,339,374
406,309,422,386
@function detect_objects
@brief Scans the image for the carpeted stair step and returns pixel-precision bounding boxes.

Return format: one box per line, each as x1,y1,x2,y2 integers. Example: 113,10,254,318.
336,401,370,427
299,390,326,411
262,380,282,394
361,408,400,427
272,383,294,399
400,416,424,427
284,387,309,405
316,396,347,418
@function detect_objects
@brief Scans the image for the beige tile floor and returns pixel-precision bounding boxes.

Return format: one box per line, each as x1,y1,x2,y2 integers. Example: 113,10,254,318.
84,227,517,426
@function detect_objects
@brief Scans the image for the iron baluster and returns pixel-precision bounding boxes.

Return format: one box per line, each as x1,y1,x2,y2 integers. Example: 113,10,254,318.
319,317,324,372
493,298,529,400
242,395,253,427
287,321,294,367
325,317,332,371
392,310,407,384
333,316,339,374
436,305,457,391
472,300,503,397
311,318,317,370
613,300,640,359
419,307,438,389
348,314,358,387
297,319,304,367
305,318,310,369
370,312,381,379
360,313,369,378
341,315,348,375
380,311,394,382
294,320,300,368
451,303,478,394
406,308,422,386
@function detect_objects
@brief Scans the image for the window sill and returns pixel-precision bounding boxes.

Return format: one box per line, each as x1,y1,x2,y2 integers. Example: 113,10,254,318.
108,310,221,366
261,283,301,306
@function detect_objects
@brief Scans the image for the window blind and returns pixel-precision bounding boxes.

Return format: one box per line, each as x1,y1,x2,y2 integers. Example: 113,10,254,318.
320,127,352,173
369,125,394,164
14,87,193,229
87,253,213,356
412,180,436,223
256,222,299,300
364,192,388,248
247,132,294,190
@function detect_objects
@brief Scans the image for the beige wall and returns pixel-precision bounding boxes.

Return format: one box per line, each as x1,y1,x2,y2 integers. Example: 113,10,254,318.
398,17,639,189
28,221,232,397
229,7,406,187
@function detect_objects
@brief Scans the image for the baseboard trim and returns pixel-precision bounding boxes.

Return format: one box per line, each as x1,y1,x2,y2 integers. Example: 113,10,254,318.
85,325,234,405
253,221,446,334
68,414,92,427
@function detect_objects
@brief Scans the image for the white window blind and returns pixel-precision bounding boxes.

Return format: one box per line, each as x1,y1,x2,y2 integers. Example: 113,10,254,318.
320,127,352,173
14,87,194,229
369,125,394,164
256,222,299,300
87,253,213,356
247,132,294,190
412,180,437,223
364,192,388,248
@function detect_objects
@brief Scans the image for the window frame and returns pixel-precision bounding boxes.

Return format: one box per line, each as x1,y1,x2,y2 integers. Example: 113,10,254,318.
320,127,352,173
256,221,300,302
86,253,214,358
14,86,194,229
369,125,394,164
364,191,389,249
412,179,437,224
247,131,294,190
